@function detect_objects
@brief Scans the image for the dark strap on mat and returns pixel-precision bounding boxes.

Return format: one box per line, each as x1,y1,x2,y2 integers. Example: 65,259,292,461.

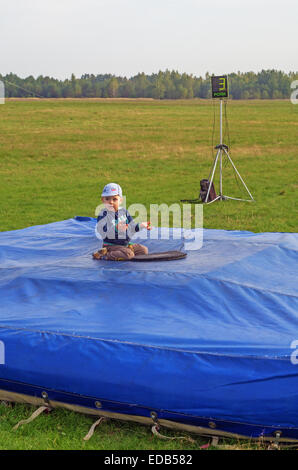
131,251,187,262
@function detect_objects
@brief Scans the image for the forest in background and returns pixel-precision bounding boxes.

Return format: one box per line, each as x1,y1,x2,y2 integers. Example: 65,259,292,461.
1,69,297,99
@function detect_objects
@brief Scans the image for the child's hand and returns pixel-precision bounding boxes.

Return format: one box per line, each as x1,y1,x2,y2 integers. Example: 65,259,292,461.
140,221,152,230
117,222,128,232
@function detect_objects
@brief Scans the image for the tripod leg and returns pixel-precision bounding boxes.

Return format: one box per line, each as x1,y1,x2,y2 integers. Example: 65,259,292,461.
205,148,220,202
208,149,219,182
223,148,254,201
219,149,223,197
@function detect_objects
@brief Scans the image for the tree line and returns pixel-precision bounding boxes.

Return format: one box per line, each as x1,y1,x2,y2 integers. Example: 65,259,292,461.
1,70,297,100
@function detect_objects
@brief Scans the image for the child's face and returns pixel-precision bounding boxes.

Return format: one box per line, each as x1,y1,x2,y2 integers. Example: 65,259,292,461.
102,195,122,212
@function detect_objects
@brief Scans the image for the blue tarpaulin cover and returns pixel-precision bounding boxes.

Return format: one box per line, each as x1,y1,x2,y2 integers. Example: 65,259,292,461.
0,216,297,439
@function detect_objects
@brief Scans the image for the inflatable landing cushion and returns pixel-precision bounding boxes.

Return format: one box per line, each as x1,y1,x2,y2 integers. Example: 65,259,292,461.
0,216,298,440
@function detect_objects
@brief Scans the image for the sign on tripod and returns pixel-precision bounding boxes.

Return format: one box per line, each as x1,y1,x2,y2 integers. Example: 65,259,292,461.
211,75,228,99
204,74,255,203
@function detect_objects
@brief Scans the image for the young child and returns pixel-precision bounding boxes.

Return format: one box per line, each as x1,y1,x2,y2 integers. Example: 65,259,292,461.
93,183,151,261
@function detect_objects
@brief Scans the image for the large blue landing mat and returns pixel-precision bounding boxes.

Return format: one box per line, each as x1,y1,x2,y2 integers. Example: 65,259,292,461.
0,216,297,440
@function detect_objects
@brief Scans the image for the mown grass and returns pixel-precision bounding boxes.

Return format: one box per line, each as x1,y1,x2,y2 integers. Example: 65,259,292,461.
0,98,297,450
0,403,267,451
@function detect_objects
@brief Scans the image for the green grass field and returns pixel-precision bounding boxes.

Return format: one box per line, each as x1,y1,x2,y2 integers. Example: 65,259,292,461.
0,98,297,450
0,98,297,232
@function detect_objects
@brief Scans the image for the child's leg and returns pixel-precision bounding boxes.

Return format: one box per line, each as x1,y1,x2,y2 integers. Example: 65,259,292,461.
131,244,148,256
105,245,135,261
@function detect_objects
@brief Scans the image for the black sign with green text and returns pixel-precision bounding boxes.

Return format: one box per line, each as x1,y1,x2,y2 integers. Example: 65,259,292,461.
211,75,228,98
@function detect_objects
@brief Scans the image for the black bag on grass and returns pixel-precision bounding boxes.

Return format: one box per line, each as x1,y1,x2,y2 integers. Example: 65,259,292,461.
200,179,217,202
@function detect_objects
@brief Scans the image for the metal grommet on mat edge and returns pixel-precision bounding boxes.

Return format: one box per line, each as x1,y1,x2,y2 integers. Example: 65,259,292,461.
150,411,158,422
41,391,49,404
208,421,217,429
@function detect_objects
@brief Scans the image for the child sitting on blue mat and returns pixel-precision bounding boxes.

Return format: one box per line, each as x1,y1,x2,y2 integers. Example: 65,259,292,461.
93,183,151,261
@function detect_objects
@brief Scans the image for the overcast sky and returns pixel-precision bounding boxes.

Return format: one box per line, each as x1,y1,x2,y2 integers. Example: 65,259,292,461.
0,0,297,79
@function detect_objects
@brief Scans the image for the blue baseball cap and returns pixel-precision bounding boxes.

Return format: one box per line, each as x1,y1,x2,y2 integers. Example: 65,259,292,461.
101,183,123,197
